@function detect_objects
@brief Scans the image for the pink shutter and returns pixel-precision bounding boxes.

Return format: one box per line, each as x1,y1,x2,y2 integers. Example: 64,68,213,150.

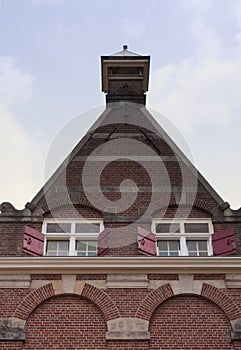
23,225,45,256
212,227,236,256
137,226,157,256
97,227,110,256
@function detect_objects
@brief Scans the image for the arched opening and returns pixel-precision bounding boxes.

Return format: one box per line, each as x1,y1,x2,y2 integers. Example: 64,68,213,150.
149,294,233,350
23,294,106,350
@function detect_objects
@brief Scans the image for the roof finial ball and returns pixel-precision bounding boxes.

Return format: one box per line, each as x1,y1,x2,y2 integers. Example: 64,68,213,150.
123,45,128,50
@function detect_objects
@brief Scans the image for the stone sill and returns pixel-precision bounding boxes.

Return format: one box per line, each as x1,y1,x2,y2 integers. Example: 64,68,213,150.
0,257,241,274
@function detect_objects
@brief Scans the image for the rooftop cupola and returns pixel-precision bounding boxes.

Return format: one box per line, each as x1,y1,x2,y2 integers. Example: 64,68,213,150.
101,45,150,105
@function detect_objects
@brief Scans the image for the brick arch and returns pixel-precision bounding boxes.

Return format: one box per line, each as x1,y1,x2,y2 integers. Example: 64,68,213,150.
14,282,120,322
136,282,241,324
41,197,102,215
42,203,103,218
81,283,120,321
149,294,233,350
135,283,174,320
201,283,241,321
189,197,217,215
153,201,216,218
162,197,217,214
41,197,75,213
14,283,55,320
24,294,107,350
166,196,217,213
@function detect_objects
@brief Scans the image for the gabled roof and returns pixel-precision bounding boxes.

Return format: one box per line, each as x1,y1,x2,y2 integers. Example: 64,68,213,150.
29,103,227,213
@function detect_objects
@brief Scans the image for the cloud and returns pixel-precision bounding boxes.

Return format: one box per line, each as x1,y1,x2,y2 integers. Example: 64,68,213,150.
121,17,145,39
181,0,213,13
0,57,43,209
30,0,70,6
148,1,241,209
148,3,241,131
0,57,33,108
149,56,241,131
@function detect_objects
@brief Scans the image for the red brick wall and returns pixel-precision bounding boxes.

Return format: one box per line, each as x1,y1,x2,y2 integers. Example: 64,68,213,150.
24,295,106,350
0,289,30,317
106,288,150,317
44,204,102,218
150,295,233,349
107,341,149,349
0,282,241,348
0,222,42,256
0,343,23,349
40,122,221,220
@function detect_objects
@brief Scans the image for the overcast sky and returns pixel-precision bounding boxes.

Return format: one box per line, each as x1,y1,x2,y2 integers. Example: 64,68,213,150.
0,0,240,210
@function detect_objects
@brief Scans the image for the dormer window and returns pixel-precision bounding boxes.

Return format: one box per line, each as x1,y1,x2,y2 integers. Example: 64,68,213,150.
42,219,103,257
152,219,213,257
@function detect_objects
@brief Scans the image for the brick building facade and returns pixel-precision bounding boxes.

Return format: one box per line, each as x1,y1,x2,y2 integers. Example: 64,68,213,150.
0,46,241,349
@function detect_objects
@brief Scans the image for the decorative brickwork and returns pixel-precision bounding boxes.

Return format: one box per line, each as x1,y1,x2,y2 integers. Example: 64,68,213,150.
189,197,217,214
81,283,120,320
135,284,174,320
14,284,55,320
42,199,101,216
201,283,241,320
41,197,72,214
154,203,214,218
43,203,102,218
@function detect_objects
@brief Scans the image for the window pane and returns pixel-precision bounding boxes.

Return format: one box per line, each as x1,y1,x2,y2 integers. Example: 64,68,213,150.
169,241,179,250
198,241,208,250
156,223,180,233
157,240,180,257
46,223,71,233
76,241,87,251
59,241,69,250
187,241,196,250
75,223,100,233
76,240,97,257
46,240,69,256
187,240,208,257
158,241,167,250
47,241,57,250
184,223,209,233
88,241,97,251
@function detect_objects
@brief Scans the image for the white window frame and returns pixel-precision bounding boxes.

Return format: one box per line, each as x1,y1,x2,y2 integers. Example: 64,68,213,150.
42,219,104,256
152,219,214,257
